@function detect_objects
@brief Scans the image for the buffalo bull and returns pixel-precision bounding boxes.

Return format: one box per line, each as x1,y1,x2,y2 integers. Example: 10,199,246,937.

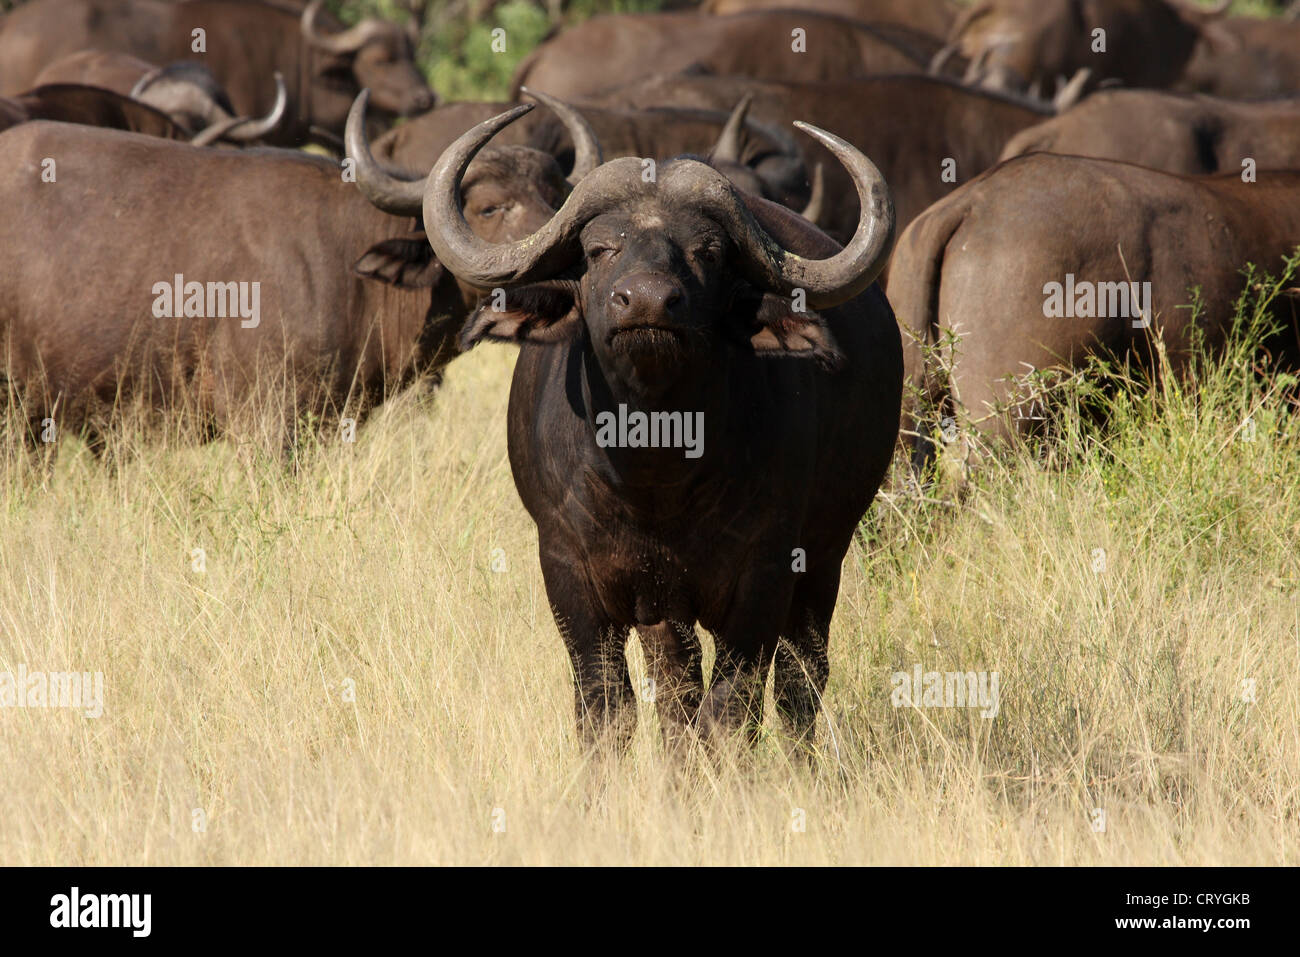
1000,89,1300,175
0,95,597,451
511,10,958,102
423,108,902,748
886,153,1300,470
931,0,1234,98
0,0,435,146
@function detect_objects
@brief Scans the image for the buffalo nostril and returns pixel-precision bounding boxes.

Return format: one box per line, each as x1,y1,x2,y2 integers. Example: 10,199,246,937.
610,275,686,321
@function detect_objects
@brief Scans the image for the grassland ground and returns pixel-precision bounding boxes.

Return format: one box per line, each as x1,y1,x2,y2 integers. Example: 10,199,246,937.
1,266,1296,864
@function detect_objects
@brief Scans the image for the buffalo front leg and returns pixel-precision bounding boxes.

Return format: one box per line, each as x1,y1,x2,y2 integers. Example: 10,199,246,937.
775,561,842,756
637,620,704,752
699,641,773,748
774,603,833,749
538,550,635,750
700,567,796,747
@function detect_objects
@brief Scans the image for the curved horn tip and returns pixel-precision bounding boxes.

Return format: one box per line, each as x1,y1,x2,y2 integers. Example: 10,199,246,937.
269,71,287,106
429,102,537,175
517,87,554,107
348,88,372,125
344,89,372,155
346,87,428,215
301,0,330,45
302,0,387,53
727,92,755,125
788,121,896,307
709,93,753,165
517,88,603,182
792,121,845,152
190,70,289,146
268,71,287,113
129,66,163,99
483,103,536,129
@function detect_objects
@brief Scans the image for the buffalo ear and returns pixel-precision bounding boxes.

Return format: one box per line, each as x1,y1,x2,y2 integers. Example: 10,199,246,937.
354,234,444,289
744,292,844,370
458,281,583,351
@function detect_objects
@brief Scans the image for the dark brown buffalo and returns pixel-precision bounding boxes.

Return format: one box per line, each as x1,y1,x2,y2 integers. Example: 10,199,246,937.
886,154,1300,467
422,108,901,748
511,9,957,101
1180,15,1300,99
585,72,1062,243
0,0,434,146
372,97,817,222
0,95,596,450
702,0,957,35
1001,88,1300,174
932,0,1233,98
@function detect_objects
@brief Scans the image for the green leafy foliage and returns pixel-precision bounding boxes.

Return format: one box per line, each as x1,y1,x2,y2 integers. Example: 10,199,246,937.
334,0,665,101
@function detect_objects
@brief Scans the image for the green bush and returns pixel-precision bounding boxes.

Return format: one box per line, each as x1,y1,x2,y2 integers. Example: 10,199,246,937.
335,0,665,101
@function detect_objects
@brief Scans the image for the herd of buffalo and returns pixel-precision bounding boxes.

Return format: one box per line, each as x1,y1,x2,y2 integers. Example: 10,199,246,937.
2,0,1298,748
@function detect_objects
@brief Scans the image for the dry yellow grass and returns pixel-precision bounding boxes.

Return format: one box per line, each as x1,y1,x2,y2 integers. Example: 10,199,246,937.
1,325,1296,864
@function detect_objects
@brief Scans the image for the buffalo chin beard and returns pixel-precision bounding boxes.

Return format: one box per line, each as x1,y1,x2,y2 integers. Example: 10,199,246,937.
603,325,706,392
606,326,708,373
608,325,687,355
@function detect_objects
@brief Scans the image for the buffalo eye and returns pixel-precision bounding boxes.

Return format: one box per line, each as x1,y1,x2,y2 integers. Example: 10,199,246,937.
586,244,619,263
474,204,505,218
693,244,722,265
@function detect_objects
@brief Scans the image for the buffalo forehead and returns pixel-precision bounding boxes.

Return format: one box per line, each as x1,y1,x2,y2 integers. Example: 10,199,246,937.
585,202,725,249
633,210,666,230
460,147,564,196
